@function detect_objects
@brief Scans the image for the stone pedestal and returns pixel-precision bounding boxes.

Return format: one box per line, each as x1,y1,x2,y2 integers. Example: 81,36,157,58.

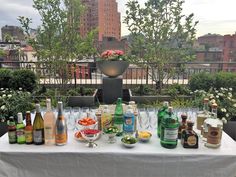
102,77,122,104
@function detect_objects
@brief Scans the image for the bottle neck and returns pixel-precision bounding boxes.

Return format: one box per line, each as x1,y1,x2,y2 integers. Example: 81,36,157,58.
26,113,32,126
203,102,209,112
46,102,52,112
212,108,217,119
187,126,193,131
58,105,63,118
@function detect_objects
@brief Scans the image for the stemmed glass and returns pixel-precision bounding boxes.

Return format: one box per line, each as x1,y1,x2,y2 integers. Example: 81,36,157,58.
138,108,150,130
147,107,157,130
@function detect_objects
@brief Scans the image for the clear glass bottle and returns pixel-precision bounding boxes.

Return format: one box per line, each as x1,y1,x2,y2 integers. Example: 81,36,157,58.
8,116,17,144
101,105,113,131
204,103,223,148
123,105,135,135
129,101,137,132
197,98,210,130
157,101,169,137
33,104,44,145
55,102,67,146
181,121,198,148
16,112,26,144
178,114,187,139
160,107,179,149
113,98,124,136
44,99,56,145
25,111,33,144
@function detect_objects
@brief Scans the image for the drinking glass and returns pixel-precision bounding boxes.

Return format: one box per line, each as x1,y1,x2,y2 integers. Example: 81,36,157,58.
147,107,157,130
64,107,74,130
138,108,149,130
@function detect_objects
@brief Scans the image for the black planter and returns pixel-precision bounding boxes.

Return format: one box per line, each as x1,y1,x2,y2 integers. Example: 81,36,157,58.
67,89,98,107
97,60,129,78
129,89,192,104
223,120,236,141
0,122,7,137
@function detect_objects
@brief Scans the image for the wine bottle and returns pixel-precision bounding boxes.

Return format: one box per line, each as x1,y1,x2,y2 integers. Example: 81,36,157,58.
25,111,33,144
44,99,56,145
16,112,26,144
33,104,44,145
55,102,67,146
8,116,17,144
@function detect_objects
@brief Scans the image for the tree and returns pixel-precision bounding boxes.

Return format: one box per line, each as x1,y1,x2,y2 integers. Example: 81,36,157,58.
124,0,198,93
18,0,97,88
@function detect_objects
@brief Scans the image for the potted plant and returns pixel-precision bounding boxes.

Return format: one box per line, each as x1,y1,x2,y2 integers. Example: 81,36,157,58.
96,50,129,78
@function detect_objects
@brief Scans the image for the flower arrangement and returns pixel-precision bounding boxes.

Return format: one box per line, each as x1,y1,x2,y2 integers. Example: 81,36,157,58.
0,88,34,122
192,87,236,122
100,50,125,61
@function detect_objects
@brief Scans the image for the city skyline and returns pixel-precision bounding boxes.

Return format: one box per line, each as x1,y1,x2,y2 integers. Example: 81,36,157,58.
0,0,236,38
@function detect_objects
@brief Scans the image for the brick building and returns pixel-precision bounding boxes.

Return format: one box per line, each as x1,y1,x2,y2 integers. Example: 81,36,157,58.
80,0,121,42
1,25,25,41
198,33,224,50
223,34,236,71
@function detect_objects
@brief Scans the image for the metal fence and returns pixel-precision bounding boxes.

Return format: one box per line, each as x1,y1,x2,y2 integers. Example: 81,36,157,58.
1,61,236,89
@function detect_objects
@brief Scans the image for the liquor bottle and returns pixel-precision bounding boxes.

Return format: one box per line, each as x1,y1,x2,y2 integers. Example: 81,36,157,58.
204,103,223,148
16,112,26,144
101,105,113,131
25,111,33,144
55,101,67,146
123,105,135,134
196,98,210,130
178,114,187,139
33,104,44,145
157,101,169,137
8,116,17,144
113,98,124,136
160,107,179,149
44,99,56,145
181,121,198,148
95,109,102,131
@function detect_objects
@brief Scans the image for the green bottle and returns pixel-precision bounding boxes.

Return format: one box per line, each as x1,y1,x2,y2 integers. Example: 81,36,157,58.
16,112,26,144
157,101,169,137
8,116,17,144
113,98,124,136
160,107,179,149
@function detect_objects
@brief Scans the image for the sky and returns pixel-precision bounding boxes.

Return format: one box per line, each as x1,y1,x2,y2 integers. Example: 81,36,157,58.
0,0,236,38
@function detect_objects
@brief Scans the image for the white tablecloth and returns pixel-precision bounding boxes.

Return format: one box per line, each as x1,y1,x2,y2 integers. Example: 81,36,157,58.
0,130,236,177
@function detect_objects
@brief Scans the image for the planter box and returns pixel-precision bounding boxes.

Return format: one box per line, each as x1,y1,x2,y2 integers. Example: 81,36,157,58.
0,122,7,137
129,89,192,104
68,89,98,107
223,120,236,141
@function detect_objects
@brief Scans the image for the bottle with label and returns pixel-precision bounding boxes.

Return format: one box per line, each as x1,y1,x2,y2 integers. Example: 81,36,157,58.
178,114,187,139
33,104,44,145
16,112,26,144
55,101,67,146
44,99,56,145
101,105,113,131
25,111,33,144
113,98,124,136
8,116,17,144
204,103,223,148
197,98,210,130
181,121,198,148
129,101,137,132
157,101,169,137
160,107,179,149
95,109,102,131
123,105,135,134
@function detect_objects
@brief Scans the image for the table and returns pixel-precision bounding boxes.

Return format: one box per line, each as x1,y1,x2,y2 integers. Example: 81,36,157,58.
0,130,236,177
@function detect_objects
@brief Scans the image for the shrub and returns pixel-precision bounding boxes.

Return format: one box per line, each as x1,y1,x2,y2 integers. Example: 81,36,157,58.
189,72,214,91
10,70,37,92
0,69,13,89
214,72,236,92
165,84,191,97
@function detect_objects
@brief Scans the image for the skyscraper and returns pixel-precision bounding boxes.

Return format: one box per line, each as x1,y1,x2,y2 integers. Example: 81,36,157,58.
80,0,121,41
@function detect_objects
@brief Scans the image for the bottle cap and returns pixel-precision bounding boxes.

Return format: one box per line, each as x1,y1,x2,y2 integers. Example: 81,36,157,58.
163,101,169,107
46,98,51,104
212,103,218,109
181,114,188,119
26,111,30,114
9,116,14,120
17,112,23,123
35,104,40,113
129,101,135,105
204,98,209,103
168,107,173,112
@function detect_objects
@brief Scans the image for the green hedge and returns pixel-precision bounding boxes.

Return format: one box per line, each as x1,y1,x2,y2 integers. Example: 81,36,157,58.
0,69,13,88
0,69,37,92
189,72,236,91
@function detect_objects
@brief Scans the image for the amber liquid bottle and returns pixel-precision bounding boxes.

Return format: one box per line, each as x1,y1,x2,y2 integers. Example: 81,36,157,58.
25,111,33,144
33,104,44,145
181,121,198,149
178,114,187,139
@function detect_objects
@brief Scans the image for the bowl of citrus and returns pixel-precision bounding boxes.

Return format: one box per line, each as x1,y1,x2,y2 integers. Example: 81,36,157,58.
76,117,97,130
137,131,152,142
121,135,137,148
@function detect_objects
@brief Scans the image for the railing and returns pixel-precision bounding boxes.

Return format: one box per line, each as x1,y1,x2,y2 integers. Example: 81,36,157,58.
1,61,236,89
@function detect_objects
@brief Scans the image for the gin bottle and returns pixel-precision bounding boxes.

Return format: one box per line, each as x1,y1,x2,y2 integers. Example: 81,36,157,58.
157,101,169,137
160,107,179,149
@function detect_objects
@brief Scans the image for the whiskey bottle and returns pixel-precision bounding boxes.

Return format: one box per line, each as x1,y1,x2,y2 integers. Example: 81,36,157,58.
196,98,210,130
181,121,198,148
178,114,187,139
